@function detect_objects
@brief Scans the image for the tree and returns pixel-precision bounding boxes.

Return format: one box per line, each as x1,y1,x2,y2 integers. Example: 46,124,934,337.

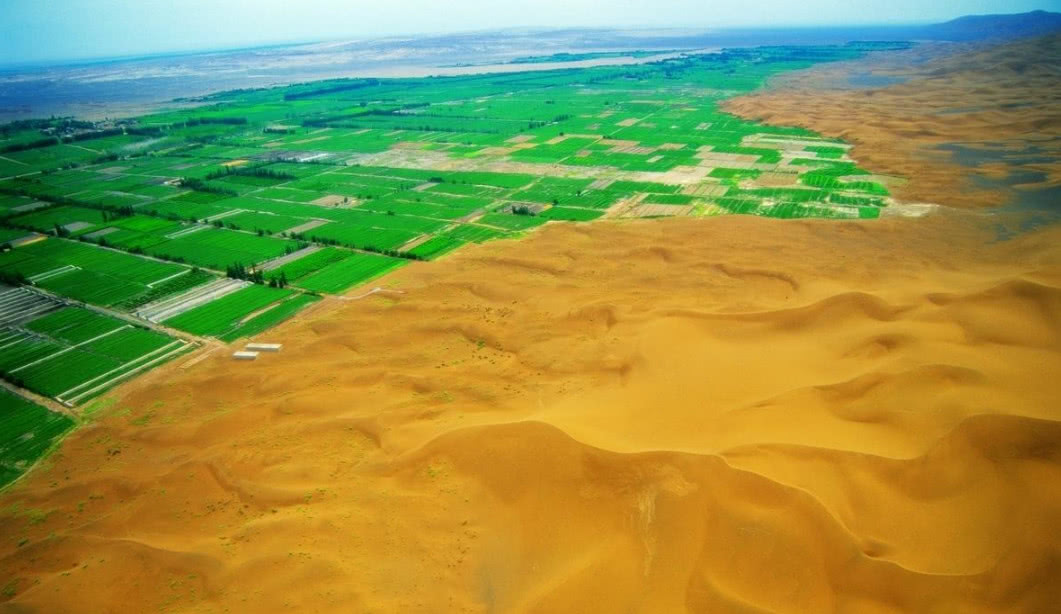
226,262,250,280
0,270,29,286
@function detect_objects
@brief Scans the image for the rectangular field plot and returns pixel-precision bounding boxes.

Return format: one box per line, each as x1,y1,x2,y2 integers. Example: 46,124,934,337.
444,224,509,243
148,194,231,221
0,306,189,405
224,211,310,234
0,194,45,216
165,284,293,337
0,333,64,373
25,306,125,343
538,207,605,222
146,228,299,270
303,222,419,251
0,228,37,245
254,187,324,203
0,144,100,179
35,269,151,307
0,390,75,488
295,252,406,294
8,206,107,236
358,195,487,221
0,238,190,308
267,247,350,282
88,216,186,251
0,287,61,326
477,213,549,231
407,235,464,260
19,329,176,399
114,269,216,311
220,294,321,342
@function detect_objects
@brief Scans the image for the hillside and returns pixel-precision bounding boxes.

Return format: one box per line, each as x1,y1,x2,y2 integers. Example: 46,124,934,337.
923,9,1061,40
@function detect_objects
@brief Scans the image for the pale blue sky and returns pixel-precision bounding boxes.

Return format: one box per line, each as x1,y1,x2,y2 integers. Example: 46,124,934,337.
3,0,1060,64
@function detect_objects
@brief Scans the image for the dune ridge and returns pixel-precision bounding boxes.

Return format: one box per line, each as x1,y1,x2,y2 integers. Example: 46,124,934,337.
723,33,1061,209
4,31,1061,613
0,210,1058,612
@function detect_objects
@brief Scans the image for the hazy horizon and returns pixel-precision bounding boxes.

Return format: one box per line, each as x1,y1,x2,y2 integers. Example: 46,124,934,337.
4,0,1060,65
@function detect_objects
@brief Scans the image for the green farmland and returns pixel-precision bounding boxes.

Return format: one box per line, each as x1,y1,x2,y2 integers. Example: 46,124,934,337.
295,252,406,294
219,293,322,342
0,39,911,492
0,390,74,489
0,239,187,307
2,44,899,281
0,298,190,405
0,42,902,410
165,284,294,337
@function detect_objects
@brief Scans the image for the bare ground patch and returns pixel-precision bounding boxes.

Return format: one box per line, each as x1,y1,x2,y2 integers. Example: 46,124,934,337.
312,194,350,207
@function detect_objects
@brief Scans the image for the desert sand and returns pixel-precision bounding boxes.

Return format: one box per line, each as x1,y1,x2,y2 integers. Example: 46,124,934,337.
724,34,1061,209
0,209,1059,613
3,35,1061,614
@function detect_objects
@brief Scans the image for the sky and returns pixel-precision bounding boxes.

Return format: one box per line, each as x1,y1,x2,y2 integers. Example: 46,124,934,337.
3,0,1060,65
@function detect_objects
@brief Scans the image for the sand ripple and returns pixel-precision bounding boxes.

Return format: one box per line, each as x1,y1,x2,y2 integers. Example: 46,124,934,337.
0,212,1058,612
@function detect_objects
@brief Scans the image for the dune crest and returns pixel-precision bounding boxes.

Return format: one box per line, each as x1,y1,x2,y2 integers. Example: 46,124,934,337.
723,33,1061,210
0,211,1058,612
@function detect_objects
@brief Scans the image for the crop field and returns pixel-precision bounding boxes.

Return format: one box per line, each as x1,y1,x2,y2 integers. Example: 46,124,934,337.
0,390,75,488
267,247,349,282
83,215,185,251
539,207,606,222
25,306,125,342
144,227,299,270
407,234,465,260
0,194,43,217
0,228,28,244
219,293,321,342
295,252,406,294
0,238,197,307
0,41,904,427
0,301,190,405
165,284,293,337
477,213,548,231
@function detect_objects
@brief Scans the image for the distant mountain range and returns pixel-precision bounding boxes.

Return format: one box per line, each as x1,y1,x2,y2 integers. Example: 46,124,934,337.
920,10,1061,41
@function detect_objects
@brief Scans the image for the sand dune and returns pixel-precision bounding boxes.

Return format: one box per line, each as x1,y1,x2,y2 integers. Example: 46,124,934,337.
3,32,1061,614
723,34,1061,209
0,210,1059,613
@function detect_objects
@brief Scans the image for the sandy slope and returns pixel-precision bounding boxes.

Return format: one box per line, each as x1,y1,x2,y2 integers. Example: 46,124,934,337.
4,33,1061,614
0,209,1059,613
723,34,1061,209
